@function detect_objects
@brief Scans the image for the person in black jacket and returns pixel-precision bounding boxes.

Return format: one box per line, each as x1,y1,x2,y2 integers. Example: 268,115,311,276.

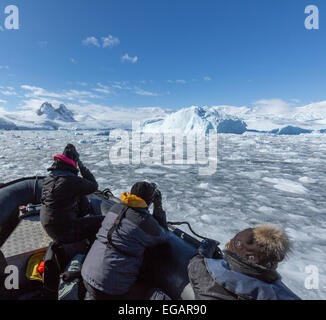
40,144,104,244
188,224,301,300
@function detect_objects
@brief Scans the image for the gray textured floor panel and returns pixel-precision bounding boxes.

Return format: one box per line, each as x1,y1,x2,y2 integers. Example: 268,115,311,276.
0,216,51,258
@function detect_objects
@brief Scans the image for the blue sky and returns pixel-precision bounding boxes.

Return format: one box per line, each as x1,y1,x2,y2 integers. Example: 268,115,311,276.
0,0,325,112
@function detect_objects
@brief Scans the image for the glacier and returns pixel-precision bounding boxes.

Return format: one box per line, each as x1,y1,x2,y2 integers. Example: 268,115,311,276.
1,101,326,135
142,104,326,135
141,106,248,134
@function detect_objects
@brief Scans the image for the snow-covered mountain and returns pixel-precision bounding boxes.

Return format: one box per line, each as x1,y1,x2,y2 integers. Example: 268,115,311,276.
36,102,76,122
0,102,168,131
1,100,326,134
0,117,16,130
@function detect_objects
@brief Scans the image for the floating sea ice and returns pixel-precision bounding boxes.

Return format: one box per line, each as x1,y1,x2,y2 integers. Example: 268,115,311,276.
0,131,325,299
200,214,213,223
299,176,316,184
283,159,302,163
134,168,166,175
263,177,308,194
285,227,312,242
2,163,17,169
311,247,324,253
96,177,109,184
164,173,179,179
95,160,109,168
258,206,277,214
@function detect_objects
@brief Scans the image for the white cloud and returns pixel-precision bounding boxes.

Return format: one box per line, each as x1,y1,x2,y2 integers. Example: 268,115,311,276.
102,35,120,48
204,76,212,81
93,83,111,95
77,99,91,104
0,99,7,104
82,35,120,48
0,66,9,70
66,103,166,123
1,90,16,96
21,85,62,99
82,36,100,47
253,99,293,115
70,58,78,64
21,85,100,101
134,87,158,96
76,82,88,87
109,81,132,91
0,86,16,96
168,79,187,84
121,53,138,63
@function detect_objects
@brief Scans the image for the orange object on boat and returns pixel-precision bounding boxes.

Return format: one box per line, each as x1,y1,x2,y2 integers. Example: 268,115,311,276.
37,261,45,274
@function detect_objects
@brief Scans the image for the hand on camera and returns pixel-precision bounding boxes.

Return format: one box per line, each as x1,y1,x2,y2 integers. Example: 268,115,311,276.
153,189,162,208
65,144,79,163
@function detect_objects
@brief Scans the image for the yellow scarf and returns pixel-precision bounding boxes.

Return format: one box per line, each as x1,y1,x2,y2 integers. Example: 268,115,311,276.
120,192,148,208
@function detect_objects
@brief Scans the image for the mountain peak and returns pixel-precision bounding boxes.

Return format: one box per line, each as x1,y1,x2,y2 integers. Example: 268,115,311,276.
36,102,55,116
36,102,75,122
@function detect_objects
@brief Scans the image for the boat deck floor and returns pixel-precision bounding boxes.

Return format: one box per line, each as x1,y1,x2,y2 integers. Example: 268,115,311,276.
1,216,51,258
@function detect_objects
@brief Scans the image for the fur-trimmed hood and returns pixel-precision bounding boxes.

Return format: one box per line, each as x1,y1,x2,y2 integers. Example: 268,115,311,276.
253,224,291,263
228,224,291,268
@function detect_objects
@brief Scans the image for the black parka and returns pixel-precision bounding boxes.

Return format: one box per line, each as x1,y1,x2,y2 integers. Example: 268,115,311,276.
40,159,98,227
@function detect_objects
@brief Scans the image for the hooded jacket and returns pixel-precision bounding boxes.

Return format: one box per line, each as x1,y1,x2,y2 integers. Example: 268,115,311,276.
40,159,98,227
81,193,168,296
188,251,300,300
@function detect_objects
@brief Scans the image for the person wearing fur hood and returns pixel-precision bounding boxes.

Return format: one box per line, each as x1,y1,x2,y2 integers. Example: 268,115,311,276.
188,224,301,300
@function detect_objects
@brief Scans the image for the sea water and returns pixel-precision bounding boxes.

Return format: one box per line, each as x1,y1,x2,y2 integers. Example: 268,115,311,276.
0,130,325,300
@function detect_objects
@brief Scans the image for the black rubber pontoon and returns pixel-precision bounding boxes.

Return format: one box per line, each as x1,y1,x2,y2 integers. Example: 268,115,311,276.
0,177,199,300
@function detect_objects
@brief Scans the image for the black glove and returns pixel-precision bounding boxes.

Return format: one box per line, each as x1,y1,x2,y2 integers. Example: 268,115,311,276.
78,160,86,171
63,144,79,163
153,189,162,208
78,160,89,177
153,207,168,229
152,190,167,228
78,160,97,185
198,239,219,258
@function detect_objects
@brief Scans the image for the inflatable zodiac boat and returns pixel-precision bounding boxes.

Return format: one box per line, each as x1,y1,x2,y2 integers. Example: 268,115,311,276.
0,177,206,300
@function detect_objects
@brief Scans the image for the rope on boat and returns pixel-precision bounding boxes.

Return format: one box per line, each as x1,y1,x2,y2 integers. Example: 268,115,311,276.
168,221,220,245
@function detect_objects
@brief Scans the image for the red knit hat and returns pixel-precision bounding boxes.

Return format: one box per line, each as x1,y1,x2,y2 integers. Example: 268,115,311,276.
53,154,77,168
